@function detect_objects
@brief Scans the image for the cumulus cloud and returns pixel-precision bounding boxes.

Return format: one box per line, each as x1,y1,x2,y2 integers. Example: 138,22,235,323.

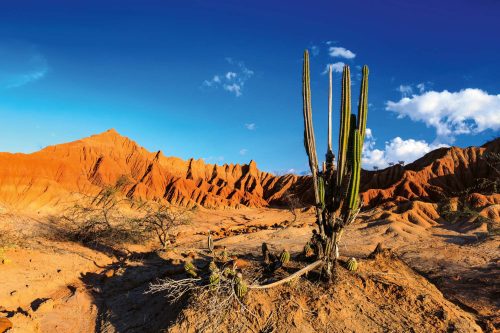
0,42,48,88
202,58,254,97
328,46,356,59
362,130,448,169
245,123,256,130
322,62,345,74
386,89,500,143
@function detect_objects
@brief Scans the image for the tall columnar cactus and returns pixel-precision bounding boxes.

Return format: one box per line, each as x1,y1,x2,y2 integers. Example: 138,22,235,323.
301,50,369,275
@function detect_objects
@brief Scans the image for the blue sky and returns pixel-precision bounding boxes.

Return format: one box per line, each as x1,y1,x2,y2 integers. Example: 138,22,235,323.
0,0,499,173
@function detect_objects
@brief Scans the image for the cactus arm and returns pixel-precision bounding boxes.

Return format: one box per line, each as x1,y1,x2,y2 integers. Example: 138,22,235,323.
302,50,324,232
327,64,333,153
357,65,369,142
336,65,351,188
348,129,361,210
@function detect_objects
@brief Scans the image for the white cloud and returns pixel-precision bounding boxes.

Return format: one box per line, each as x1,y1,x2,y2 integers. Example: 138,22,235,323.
223,83,242,96
245,123,256,130
0,42,48,89
416,83,426,93
329,46,356,59
362,131,448,169
225,72,237,80
322,62,344,74
397,85,413,97
202,58,254,97
239,148,248,155
386,89,500,143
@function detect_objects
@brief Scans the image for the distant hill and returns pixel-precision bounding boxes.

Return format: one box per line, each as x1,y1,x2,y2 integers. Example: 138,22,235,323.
0,129,497,213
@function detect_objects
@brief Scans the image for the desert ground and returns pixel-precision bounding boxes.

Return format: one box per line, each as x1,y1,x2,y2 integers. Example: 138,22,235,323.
0,205,498,333
0,131,498,333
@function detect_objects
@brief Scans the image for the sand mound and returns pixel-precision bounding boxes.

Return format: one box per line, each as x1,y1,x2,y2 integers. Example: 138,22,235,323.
168,252,482,333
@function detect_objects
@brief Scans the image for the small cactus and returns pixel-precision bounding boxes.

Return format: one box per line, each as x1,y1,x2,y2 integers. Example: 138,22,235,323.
207,230,214,253
220,246,229,262
184,262,198,277
234,273,248,299
208,260,218,272
209,271,220,286
346,257,358,271
303,242,314,257
262,242,270,263
223,267,236,278
280,249,290,265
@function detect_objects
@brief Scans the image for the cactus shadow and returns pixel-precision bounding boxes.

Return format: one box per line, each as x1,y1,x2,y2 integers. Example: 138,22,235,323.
80,250,188,333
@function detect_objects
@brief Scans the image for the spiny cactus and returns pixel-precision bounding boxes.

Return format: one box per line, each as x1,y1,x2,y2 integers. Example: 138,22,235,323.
184,262,198,278
301,50,369,274
280,249,290,265
345,257,358,271
207,230,214,253
234,273,248,299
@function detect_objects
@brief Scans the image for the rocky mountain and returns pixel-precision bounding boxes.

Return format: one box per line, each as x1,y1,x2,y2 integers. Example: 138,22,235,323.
0,129,497,213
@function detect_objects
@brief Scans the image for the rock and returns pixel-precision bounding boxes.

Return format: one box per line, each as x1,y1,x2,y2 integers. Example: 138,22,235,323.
0,318,12,333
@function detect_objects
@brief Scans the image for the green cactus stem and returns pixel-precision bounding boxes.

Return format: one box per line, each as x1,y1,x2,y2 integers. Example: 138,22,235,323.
184,262,198,278
280,249,290,265
235,273,248,299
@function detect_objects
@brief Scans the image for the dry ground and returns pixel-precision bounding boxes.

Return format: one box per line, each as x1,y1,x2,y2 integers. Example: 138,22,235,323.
0,207,498,332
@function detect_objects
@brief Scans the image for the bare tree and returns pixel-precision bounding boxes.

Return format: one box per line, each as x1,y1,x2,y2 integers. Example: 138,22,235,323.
140,203,192,249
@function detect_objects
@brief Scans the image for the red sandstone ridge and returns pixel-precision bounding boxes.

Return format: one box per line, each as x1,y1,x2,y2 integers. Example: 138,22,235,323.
0,129,497,212
360,137,500,208
0,129,301,211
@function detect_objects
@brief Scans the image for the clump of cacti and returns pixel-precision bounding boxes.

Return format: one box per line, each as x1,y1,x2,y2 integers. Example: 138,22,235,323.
207,230,214,253
345,257,358,271
280,249,290,266
302,50,369,275
184,261,198,278
234,273,248,299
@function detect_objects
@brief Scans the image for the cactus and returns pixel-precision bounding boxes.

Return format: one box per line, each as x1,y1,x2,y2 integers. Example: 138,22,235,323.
303,242,314,257
209,271,220,286
208,260,218,273
184,262,198,278
301,50,369,273
345,257,358,271
262,242,270,263
207,230,214,253
220,246,229,262
223,267,236,278
234,273,248,299
280,249,290,265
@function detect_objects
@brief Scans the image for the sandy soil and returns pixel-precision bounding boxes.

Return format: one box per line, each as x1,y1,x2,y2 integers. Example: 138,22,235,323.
0,207,498,332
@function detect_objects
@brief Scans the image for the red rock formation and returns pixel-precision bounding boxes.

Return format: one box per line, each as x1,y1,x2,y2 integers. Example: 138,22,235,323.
0,129,497,212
